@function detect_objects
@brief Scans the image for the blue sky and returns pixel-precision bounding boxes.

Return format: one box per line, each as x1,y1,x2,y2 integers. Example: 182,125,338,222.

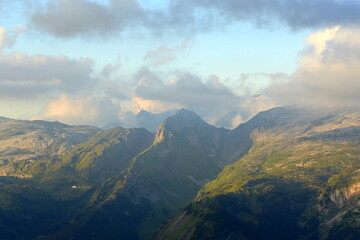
1,0,360,128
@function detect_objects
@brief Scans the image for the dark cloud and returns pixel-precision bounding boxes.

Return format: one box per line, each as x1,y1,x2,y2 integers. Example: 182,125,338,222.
31,0,146,37
134,70,241,108
0,53,94,98
169,0,360,30
29,0,360,38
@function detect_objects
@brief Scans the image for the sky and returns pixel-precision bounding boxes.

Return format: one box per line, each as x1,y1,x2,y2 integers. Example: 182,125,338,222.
0,0,360,128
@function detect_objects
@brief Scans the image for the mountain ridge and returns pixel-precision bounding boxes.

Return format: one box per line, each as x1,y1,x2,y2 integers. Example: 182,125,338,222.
153,106,360,240
0,106,359,240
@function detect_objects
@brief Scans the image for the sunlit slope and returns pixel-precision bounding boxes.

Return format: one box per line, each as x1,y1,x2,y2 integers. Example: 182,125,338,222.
154,106,360,240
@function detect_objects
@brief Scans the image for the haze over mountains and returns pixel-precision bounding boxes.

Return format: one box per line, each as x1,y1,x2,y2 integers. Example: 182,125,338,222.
103,110,177,132
0,106,359,240
103,109,241,132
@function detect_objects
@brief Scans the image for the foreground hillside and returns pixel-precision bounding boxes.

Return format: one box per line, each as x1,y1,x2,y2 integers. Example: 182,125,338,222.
0,106,359,240
154,106,360,240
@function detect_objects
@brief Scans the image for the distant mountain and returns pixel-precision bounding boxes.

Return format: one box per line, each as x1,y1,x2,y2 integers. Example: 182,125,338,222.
102,109,177,132
153,106,360,240
0,117,99,178
136,109,177,132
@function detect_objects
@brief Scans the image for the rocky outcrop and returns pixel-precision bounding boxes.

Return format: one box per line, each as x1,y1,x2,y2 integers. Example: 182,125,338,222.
317,181,360,239
329,182,360,208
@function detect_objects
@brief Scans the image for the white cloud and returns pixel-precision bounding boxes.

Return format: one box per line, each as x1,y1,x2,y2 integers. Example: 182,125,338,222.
0,24,25,50
33,93,120,126
266,26,360,106
143,40,189,66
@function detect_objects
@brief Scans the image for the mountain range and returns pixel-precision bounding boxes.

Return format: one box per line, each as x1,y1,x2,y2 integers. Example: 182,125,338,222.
0,106,359,240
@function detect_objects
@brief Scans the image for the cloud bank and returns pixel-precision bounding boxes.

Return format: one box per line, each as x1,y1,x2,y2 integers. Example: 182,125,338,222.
3,1,360,129
129,26,360,127
4,24,360,129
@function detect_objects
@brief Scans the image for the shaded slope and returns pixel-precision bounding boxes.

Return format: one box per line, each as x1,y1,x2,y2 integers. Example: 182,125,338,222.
76,109,233,239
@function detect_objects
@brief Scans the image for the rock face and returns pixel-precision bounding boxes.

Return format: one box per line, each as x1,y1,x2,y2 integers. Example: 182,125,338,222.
316,169,360,239
329,182,360,208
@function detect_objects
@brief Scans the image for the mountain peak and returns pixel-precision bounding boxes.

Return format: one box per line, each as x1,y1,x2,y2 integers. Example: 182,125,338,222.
153,109,210,144
163,109,207,132
137,109,151,117
175,108,201,118
136,109,177,132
